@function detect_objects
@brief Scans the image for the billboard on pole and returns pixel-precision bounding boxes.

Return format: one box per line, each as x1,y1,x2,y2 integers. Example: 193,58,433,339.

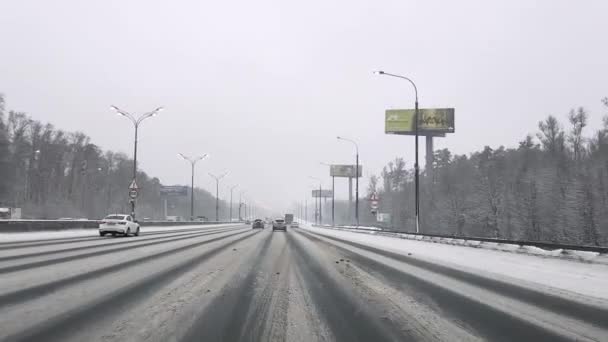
160,185,188,196
330,164,362,178
377,213,391,223
385,108,455,135
312,190,333,198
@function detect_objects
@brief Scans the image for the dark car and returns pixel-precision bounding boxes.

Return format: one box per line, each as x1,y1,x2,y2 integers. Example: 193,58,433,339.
272,218,287,231
252,219,264,229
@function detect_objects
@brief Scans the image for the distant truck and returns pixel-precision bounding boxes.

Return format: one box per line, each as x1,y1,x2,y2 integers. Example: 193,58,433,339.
0,208,21,219
284,214,294,224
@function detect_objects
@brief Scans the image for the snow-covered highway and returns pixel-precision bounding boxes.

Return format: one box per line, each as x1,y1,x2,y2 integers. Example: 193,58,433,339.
1,223,606,341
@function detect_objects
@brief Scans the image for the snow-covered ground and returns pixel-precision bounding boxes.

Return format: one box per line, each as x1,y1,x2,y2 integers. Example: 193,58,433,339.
0,223,238,242
304,224,608,301
312,225,608,263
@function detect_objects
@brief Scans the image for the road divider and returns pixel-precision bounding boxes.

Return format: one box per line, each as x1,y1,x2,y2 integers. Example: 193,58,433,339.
0,220,241,232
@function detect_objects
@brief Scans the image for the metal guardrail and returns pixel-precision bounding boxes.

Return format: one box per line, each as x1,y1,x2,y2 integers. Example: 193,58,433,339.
312,225,608,254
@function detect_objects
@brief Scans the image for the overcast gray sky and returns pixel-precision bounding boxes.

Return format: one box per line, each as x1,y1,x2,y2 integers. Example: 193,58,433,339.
1,0,607,212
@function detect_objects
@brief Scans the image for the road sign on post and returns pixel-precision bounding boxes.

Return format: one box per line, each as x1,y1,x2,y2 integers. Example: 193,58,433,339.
128,179,139,190
129,189,138,199
312,190,333,198
330,165,363,178
160,185,189,196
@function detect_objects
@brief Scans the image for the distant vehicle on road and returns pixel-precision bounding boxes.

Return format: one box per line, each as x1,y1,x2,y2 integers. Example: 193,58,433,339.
291,221,299,228
245,220,251,225
272,218,287,232
284,214,294,224
99,214,140,237
252,219,264,229
0,207,21,219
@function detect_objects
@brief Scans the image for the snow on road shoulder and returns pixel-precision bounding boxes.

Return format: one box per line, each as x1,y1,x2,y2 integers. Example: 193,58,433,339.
304,225,608,302
0,223,239,242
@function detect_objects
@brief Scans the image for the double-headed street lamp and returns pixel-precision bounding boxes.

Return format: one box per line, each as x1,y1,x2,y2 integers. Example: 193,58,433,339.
309,176,323,225
209,171,228,222
373,70,420,233
111,105,163,220
337,136,359,227
178,153,208,221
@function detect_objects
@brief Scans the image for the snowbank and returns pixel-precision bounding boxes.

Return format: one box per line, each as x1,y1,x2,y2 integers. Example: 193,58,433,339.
305,226,608,301
310,225,607,264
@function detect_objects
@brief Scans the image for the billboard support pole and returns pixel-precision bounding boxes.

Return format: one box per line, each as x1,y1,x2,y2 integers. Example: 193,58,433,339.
415,98,420,233
426,136,434,182
319,184,322,225
332,176,335,226
348,177,353,223
190,162,195,220
356,152,359,227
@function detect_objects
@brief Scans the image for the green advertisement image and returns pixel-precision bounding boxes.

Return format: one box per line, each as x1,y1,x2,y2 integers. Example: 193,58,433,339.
385,108,455,135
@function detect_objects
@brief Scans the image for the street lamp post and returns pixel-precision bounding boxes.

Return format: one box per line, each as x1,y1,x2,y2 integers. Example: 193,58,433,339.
230,185,238,222
209,172,228,222
178,153,208,220
337,137,359,226
239,190,246,221
321,162,335,226
309,176,323,225
111,105,163,220
374,70,420,233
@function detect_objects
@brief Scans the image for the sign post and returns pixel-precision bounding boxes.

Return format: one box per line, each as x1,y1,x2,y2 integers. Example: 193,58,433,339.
128,180,139,218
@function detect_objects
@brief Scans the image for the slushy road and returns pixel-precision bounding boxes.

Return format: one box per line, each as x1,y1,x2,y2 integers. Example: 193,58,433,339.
1,224,606,341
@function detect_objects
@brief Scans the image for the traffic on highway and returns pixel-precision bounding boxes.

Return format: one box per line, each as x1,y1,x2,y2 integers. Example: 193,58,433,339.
2,1,608,341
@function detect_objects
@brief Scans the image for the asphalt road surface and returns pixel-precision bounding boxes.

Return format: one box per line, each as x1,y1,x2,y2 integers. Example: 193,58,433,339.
1,224,606,342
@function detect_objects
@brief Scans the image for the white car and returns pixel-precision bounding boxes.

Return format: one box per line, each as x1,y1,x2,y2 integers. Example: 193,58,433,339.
99,214,140,237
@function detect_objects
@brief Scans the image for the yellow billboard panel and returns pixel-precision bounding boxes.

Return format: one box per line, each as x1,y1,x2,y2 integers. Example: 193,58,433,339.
385,108,455,135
